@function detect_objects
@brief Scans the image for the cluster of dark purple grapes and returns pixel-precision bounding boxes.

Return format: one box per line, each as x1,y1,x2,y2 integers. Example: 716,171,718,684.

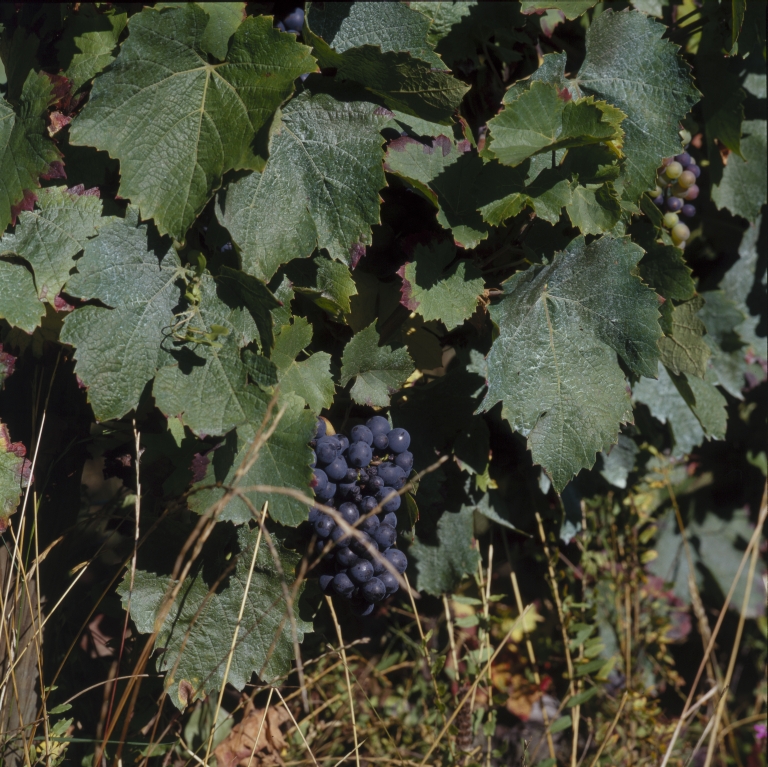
276,7,303,34
651,142,700,248
308,416,412,616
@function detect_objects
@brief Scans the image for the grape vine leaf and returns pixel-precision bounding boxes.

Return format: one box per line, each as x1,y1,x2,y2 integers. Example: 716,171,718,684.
60,207,181,422
658,296,711,379
0,420,31,533
0,71,63,233
70,4,316,240
197,2,245,61
217,89,389,280
304,2,468,123
285,255,358,317
480,235,661,492
521,1,598,19
598,434,638,489
0,261,45,333
637,229,695,302
698,290,748,400
575,9,700,201
398,239,484,331
711,120,767,224
56,5,128,92
271,318,334,413
118,526,311,709
0,185,103,303
0,346,15,387
483,80,625,168
633,363,726,456
340,322,414,407
410,505,480,595
187,392,316,526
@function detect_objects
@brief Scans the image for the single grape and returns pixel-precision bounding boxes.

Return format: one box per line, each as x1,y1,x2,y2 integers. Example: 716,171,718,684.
373,523,397,550
337,435,350,453
367,475,384,493
344,467,359,483
665,161,683,179
360,496,378,514
675,152,692,166
331,525,351,547
348,441,373,468
325,456,348,482
387,428,410,453
394,451,413,472
378,570,399,595
381,511,398,529
276,20,286,32
351,531,374,556
360,514,380,534
689,164,701,179
385,548,408,574
316,437,339,465
351,425,373,445
651,185,662,197
310,450,317,468
680,129,692,145
377,487,401,513
332,572,356,597
653,195,665,207
373,433,389,451
677,170,696,189
308,507,320,523
312,468,328,493
284,7,304,31
684,184,699,200
313,514,335,538
681,203,696,218
663,212,679,228
315,481,336,501
366,416,390,436
378,463,405,489
362,577,386,603
371,554,386,575
351,599,375,616
671,222,690,244
666,196,683,212
349,559,374,584
315,418,326,439
338,502,360,525
319,574,334,593
336,547,358,568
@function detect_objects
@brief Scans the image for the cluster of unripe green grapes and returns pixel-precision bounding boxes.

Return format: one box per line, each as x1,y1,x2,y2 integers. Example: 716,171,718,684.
652,136,699,248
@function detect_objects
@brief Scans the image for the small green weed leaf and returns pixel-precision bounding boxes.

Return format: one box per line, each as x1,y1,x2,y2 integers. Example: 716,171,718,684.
712,120,767,224
0,185,103,302
658,296,711,379
57,5,128,92
0,420,31,531
0,72,62,234
411,505,480,595
576,9,699,201
272,318,335,413
118,526,311,709
70,5,315,240
0,261,45,333
481,236,660,492
188,392,315,526
485,80,625,168
217,90,389,279
340,322,414,407
61,207,181,421
399,240,484,331
549,715,572,733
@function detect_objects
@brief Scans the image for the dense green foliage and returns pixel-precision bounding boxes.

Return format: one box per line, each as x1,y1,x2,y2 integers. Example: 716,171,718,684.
0,1,765,765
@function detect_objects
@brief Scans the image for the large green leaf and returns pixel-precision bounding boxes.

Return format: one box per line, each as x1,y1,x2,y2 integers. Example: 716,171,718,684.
70,4,315,240
0,261,45,333
340,322,414,407
60,207,181,421
271,318,334,413
0,420,31,532
0,185,103,302
187,392,315,526
633,363,726,456
0,71,62,234
57,5,128,92
118,526,311,709
698,290,747,400
288,255,359,318
217,89,389,279
484,80,625,168
481,236,661,491
637,229,695,302
304,2,468,123
410,505,480,595
399,240,484,331
575,10,699,201
658,296,711,379
197,2,245,61
711,120,767,224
